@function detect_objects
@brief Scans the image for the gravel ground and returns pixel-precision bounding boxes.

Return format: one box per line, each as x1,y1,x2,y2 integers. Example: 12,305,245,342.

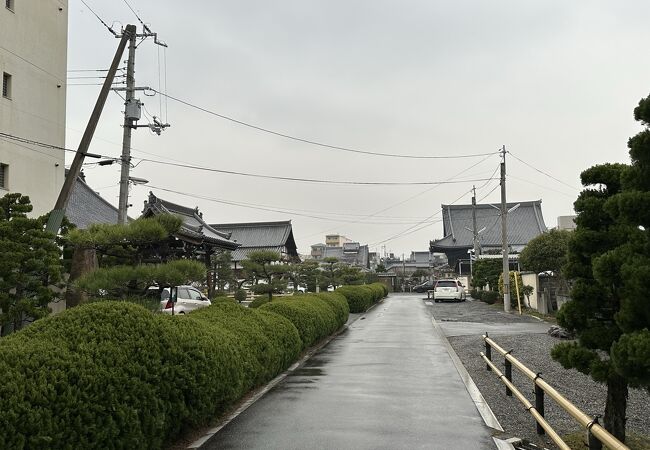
430,299,650,449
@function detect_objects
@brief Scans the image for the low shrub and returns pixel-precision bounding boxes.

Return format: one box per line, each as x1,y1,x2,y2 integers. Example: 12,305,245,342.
234,289,247,303
481,290,499,304
335,283,386,313
249,295,270,309
211,296,236,303
190,302,301,385
469,289,482,300
315,292,350,327
335,285,374,312
260,296,338,349
0,301,306,449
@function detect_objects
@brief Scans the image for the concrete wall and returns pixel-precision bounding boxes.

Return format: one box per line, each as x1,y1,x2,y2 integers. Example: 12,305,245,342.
0,0,68,216
521,272,539,309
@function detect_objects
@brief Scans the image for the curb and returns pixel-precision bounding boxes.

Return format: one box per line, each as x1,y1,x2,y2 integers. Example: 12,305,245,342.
430,315,505,432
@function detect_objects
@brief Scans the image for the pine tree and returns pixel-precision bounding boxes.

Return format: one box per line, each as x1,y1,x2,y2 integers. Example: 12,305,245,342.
553,94,650,441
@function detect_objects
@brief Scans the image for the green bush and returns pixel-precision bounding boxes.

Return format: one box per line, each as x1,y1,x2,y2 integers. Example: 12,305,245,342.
0,301,304,449
315,292,350,327
211,296,236,304
469,289,482,300
335,284,386,313
249,295,270,309
190,302,301,385
260,296,338,349
234,289,247,303
481,290,499,304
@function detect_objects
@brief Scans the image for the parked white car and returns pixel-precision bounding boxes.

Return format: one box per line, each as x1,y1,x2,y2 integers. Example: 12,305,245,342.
160,285,211,314
433,279,466,302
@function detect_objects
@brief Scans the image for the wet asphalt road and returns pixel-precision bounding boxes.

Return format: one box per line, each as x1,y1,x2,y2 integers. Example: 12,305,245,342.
203,294,495,450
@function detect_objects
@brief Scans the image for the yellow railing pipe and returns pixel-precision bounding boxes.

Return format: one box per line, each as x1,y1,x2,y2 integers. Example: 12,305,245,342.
482,335,629,450
480,353,570,450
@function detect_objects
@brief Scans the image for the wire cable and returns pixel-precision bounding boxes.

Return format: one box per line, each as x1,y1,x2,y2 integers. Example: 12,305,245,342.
79,0,117,36
137,157,497,186
0,131,497,186
122,0,152,33
508,151,578,190
149,89,499,161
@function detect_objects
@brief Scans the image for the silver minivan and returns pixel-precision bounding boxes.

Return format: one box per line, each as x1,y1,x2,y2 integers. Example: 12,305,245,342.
160,285,211,314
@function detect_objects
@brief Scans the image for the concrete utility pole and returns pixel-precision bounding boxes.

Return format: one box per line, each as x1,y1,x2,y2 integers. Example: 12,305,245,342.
116,26,169,225
117,30,137,225
471,186,479,257
500,146,510,312
45,25,135,235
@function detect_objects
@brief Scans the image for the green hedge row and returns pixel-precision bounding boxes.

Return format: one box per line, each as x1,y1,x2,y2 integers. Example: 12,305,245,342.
259,294,345,350
335,283,387,313
0,301,302,449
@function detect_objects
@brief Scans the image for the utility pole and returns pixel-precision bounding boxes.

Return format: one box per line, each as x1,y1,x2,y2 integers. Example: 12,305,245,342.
45,25,135,234
117,30,137,225
116,26,169,225
500,145,510,312
471,185,480,257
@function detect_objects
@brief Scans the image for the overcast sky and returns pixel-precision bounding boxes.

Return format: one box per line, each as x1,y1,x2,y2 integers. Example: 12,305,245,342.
66,1,650,257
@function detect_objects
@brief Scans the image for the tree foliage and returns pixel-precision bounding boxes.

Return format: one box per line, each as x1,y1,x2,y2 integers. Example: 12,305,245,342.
519,229,572,275
241,250,287,300
471,259,501,290
552,94,650,441
75,259,206,299
209,250,233,296
0,194,65,334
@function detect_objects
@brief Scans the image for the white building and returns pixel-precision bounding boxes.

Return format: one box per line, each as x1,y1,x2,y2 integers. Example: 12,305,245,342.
1,0,68,216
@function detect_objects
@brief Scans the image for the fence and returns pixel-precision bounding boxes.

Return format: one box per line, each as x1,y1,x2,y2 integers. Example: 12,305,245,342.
481,334,629,450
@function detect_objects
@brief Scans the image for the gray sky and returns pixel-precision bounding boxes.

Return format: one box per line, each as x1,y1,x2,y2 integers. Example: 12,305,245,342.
66,1,650,257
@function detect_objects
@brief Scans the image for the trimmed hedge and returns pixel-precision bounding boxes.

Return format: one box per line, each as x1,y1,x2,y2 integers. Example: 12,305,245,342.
259,295,338,349
335,283,387,313
249,295,270,309
315,292,350,327
0,301,303,449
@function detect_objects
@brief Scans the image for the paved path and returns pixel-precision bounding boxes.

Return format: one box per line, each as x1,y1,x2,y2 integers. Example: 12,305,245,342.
203,294,495,450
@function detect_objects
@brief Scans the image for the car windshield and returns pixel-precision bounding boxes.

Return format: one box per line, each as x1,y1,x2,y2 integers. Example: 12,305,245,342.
436,280,457,287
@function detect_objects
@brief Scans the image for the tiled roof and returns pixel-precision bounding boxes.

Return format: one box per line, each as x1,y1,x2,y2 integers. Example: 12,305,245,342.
430,200,547,250
210,221,298,262
66,176,120,229
141,192,239,250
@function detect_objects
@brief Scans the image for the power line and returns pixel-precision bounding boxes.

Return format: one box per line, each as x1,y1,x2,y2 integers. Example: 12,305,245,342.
138,157,497,186
369,188,472,246
79,0,118,36
149,89,499,161
0,131,497,186
0,45,63,80
508,151,578,190
145,185,440,225
122,0,152,33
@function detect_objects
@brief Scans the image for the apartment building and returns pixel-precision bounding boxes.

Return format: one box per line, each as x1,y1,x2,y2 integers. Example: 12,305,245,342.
0,0,68,216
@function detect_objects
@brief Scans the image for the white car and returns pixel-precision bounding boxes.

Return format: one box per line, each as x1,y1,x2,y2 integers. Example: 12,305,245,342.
160,285,211,314
433,279,466,302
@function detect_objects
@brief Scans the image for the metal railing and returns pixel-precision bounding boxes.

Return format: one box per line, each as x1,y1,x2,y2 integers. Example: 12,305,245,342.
481,334,629,450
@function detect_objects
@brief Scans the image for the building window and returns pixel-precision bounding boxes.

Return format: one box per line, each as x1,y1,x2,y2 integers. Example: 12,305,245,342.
2,72,11,99
5,0,14,11
0,164,7,189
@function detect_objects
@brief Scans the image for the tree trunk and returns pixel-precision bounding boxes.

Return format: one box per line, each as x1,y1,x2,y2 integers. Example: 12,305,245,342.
604,372,628,442
65,246,98,308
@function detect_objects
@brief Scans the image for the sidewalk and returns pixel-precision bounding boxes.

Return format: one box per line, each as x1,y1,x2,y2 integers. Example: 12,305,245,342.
201,294,496,450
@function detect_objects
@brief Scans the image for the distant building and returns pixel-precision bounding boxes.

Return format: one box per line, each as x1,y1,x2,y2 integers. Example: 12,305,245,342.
383,251,447,278
429,200,547,269
557,215,577,231
1,1,68,216
310,242,369,269
210,220,299,264
326,234,352,247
